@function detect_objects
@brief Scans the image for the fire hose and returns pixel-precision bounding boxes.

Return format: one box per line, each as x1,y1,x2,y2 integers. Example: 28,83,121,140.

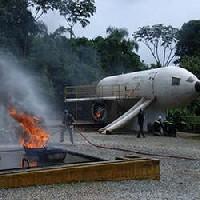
76,128,198,161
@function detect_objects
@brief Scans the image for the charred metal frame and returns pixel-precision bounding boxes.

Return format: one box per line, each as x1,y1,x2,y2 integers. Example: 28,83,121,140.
64,84,139,122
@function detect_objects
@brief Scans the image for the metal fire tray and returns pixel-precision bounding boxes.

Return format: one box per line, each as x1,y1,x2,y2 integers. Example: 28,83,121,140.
23,147,67,163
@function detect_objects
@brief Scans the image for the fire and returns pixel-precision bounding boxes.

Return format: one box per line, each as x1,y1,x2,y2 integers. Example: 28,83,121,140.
95,111,101,119
8,106,49,149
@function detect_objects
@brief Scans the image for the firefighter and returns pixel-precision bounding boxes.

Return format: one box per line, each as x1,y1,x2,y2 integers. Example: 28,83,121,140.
137,109,145,138
60,110,75,144
153,115,164,136
157,115,164,135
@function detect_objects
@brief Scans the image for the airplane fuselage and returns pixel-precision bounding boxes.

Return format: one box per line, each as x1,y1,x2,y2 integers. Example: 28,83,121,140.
64,66,200,132
97,66,199,108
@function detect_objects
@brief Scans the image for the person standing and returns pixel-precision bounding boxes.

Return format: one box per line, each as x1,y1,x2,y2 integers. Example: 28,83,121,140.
60,110,75,144
66,112,75,144
158,115,164,135
137,109,145,138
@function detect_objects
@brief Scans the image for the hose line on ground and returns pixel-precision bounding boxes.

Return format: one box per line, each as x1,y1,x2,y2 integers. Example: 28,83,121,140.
76,128,198,161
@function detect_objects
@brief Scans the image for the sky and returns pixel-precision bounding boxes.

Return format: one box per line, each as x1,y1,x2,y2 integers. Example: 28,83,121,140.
42,0,200,64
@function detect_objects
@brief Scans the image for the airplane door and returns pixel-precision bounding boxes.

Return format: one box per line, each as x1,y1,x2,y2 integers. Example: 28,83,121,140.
140,71,157,98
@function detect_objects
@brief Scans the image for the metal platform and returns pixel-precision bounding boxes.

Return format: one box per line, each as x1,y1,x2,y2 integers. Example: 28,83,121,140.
0,151,160,188
64,84,138,102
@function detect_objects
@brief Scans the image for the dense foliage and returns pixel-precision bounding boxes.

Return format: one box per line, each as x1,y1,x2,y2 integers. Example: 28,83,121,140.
92,27,143,75
0,0,38,56
60,0,96,38
176,20,200,58
175,20,200,118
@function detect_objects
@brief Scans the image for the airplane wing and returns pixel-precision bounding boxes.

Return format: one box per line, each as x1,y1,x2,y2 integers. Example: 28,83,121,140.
64,96,138,102
99,97,154,134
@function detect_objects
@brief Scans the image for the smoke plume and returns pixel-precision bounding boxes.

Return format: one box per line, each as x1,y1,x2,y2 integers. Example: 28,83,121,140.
0,53,53,144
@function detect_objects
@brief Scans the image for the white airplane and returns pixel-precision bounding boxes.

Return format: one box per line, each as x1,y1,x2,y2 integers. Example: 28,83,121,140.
65,66,200,134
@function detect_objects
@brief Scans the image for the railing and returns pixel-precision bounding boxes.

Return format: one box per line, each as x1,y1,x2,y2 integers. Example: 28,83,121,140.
64,84,139,100
64,84,135,99
64,85,97,99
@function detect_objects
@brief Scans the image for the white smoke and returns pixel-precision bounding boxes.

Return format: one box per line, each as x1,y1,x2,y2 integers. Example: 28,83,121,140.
0,53,54,143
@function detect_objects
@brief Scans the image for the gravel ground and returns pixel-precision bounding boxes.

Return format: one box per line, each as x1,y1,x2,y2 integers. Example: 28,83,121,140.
0,130,200,200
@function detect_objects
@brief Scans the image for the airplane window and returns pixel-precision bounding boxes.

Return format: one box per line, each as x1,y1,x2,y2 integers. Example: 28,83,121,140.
186,76,195,83
172,77,180,86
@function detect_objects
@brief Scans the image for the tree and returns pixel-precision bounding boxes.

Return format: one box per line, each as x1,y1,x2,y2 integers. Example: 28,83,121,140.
0,0,96,55
28,0,62,20
93,27,143,75
176,20,200,58
107,27,127,41
51,26,67,38
174,55,200,116
60,0,96,38
28,33,103,106
0,0,38,56
133,24,179,67
175,21,200,117
106,27,138,51
180,56,200,79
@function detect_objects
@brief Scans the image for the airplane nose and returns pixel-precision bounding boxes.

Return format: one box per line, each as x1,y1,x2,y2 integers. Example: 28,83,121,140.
195,81,200,92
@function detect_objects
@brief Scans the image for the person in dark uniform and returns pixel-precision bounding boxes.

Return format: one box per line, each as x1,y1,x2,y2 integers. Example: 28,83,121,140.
60,110,75,144
137,109,145,138
158,115,164,135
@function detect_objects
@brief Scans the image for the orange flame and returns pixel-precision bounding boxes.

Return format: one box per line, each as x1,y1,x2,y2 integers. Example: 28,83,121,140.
95,112,101,118
8,106,49,149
